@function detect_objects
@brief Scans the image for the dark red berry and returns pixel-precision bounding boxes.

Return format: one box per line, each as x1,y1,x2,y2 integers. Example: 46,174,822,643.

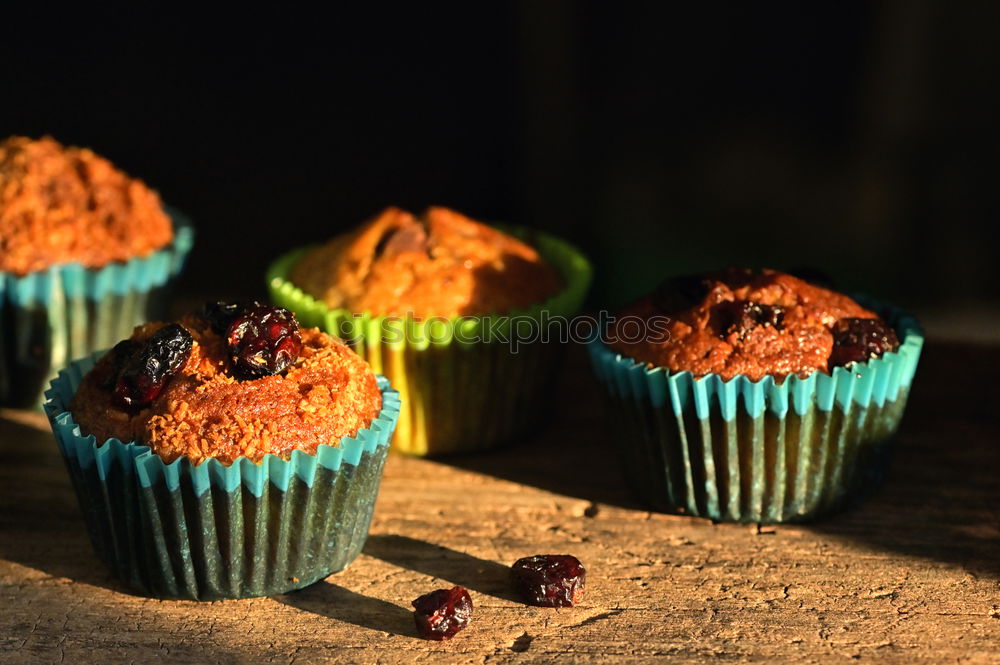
109,339,140,366
100,339,140,389
226,304,302,380
113,324,193,410
411,586,473,641
202,300,261,335
829,317,900,369
652,269,762,313
710,300,784,340
511,555,586,607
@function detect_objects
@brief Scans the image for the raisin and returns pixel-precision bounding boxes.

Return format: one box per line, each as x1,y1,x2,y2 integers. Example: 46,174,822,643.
829,317,900,369
511,555,586,607
109,339,140,366
100,339,140,389
113,324,193,410
202,300,261,335
226,304,302,380
411,586,473,641
710,300,784,340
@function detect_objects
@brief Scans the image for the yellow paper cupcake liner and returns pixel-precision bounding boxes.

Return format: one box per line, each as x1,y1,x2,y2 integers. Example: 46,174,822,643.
267,226,592,456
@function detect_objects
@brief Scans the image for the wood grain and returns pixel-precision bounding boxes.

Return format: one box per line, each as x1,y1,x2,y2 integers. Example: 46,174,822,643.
1,343,997,664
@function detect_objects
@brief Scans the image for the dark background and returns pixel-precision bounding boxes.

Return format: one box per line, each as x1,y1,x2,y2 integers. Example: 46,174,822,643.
3,2,998,340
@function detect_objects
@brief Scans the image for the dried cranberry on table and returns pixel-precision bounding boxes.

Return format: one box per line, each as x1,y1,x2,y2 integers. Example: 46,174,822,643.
828,317,900,370
411,586,473,641
112,324,193,410
511,554,586,607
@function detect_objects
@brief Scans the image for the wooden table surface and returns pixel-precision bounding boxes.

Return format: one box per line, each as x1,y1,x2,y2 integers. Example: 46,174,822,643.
1,342,998,664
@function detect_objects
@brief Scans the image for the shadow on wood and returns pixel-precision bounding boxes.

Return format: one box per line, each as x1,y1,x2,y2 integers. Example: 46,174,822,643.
440,342,1000,581
364,534,522,603
276,580,415,638
436,345,648,512
0,412,134,594
807,342,1000,581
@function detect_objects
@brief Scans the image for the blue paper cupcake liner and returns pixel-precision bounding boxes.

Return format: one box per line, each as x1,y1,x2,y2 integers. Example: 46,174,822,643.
0,210,195,408
43,352,401,600
588,300,923,523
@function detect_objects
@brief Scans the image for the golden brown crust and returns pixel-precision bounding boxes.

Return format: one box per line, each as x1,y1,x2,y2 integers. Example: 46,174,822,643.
70,316,382,465
0,136,173,275
290,206,563,317
609,269,885,381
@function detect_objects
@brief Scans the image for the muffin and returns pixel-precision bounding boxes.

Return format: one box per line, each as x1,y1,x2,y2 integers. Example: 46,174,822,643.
44,302,400,600
290,206,564,317
589,268,923,523
269,206,592,456
1,136,194,408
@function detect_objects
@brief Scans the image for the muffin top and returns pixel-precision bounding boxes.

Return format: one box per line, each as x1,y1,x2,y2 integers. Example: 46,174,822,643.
609,268,901,381
0,136,173,275
71,303,383,465
290,206,563,318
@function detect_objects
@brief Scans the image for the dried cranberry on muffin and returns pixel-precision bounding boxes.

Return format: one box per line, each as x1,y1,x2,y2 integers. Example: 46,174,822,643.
70,302,382,465
289,206,563,317
0,135,173,275
609,268,900,381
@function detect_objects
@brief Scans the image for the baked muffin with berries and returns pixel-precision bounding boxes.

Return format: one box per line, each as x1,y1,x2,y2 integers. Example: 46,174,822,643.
269,206,592,456
608,268,901,381
0,135,193,407
44,302,400,600
589,268,922,524
71,303,382,465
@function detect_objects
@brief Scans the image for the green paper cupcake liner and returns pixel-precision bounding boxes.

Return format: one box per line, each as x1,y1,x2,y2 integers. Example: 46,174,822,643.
43,352,401,600
267,226,592,456
0,210,195,409
587,300,923,523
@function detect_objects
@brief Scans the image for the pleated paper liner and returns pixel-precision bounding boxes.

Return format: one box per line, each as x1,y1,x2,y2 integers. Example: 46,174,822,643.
267,226,592,456
44,352,401,601
588,301,923,524
0,210,195,409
